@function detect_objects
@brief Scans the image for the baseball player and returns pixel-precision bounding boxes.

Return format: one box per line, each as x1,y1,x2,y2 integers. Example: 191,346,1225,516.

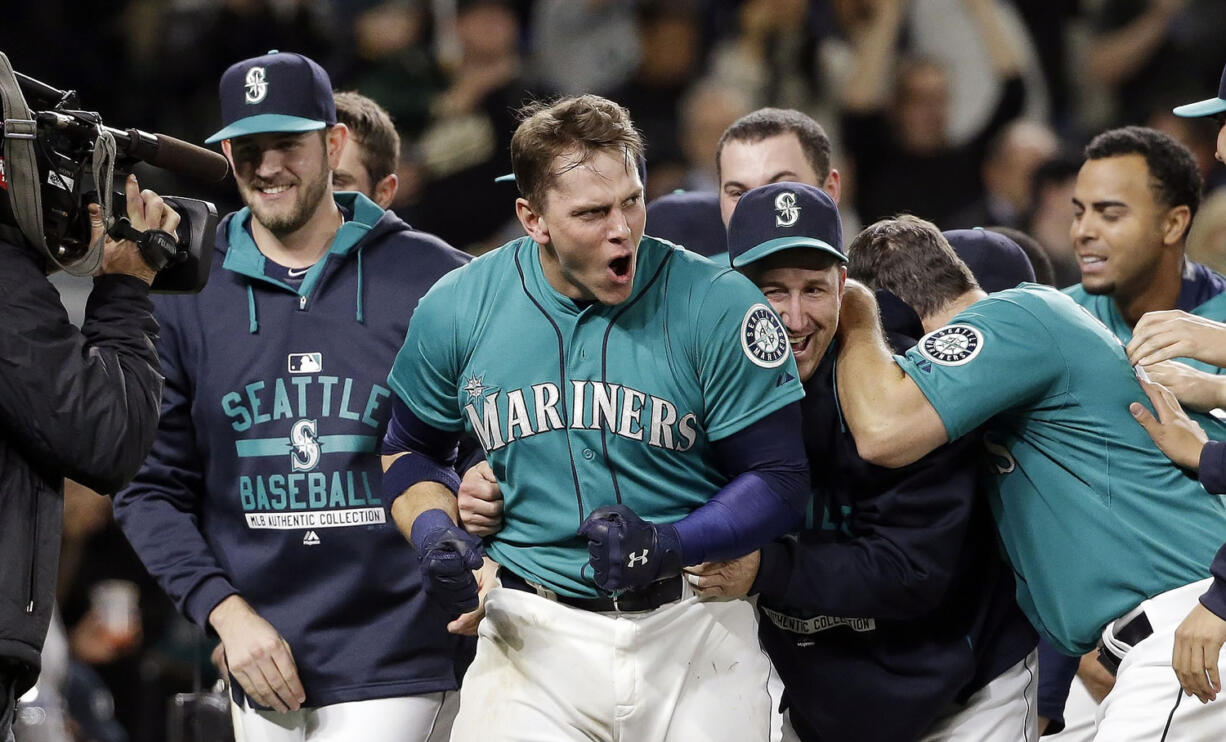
382,94,809,741
688,183,1039,741
1045,124,1226,740
836,215,1226,740
112,51,471,741
332,91,399,209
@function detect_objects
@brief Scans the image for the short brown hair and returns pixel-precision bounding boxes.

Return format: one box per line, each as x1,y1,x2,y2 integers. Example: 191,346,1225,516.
511,95,644,210
846,215,978,319
715,108,833,184
334,91,400,184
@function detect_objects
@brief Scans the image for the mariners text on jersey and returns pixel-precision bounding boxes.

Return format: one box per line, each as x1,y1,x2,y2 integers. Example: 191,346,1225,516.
462,379,699,453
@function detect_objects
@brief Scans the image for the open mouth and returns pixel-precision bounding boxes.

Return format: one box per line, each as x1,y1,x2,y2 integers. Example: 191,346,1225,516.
789,334,812,355
1079,254,1107,273
609,255,632,281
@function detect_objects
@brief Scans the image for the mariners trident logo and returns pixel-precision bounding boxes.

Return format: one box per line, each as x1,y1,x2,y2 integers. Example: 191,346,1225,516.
775,191,800,227
244,67,268,104
289,419,321,472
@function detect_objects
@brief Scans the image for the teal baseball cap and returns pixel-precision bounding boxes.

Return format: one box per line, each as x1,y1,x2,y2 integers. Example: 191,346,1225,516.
1173,63,1226,119
727,182,846,269
205,50,337,144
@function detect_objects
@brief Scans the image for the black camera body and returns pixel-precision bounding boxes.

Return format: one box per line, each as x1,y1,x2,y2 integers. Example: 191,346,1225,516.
0,58,226,293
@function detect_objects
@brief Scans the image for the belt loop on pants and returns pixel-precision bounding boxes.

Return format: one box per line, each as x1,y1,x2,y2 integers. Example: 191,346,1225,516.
1097,607,1154,676
498,567,683,612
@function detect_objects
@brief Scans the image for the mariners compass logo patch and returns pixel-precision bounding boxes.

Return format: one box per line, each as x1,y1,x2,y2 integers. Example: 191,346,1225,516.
245,66,268,104
918,324,983,366
741,304,790,368
774,191,800,227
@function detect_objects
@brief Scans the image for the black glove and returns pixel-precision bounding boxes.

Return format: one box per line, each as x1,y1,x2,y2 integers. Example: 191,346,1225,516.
578,504,682,592
412,509,484,615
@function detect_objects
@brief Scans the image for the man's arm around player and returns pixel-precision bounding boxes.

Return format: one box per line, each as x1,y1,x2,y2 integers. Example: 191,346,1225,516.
1130,379,1226,704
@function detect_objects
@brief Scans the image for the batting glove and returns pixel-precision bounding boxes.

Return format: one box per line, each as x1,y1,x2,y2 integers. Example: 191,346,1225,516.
412,509,484,615
578,504,682,592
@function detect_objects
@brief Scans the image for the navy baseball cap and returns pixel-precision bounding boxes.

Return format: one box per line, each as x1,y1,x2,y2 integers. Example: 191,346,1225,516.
205,50,337,144
646,190,726,257
943,228,1034,293
1173,63,1226,118
727,182,845,269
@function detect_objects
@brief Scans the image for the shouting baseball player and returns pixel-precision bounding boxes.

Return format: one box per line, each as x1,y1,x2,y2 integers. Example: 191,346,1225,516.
381,95,808,740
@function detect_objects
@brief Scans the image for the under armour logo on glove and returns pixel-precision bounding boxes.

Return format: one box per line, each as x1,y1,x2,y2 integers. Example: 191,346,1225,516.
411,509,484,616
578,505,682,592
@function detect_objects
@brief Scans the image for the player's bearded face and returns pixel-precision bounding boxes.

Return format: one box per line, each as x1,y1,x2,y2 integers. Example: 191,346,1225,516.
750,254,847,383
227,131,334,237
536,149,646,305
1071,155,1170,298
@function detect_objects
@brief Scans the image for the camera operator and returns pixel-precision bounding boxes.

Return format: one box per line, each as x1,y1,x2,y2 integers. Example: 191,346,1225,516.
0,172,179,742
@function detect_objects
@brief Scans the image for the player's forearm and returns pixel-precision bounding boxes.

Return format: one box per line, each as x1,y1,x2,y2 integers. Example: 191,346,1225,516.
836,323,919,466
1200,543,1226,621
391,480,461,547
673,404,808,565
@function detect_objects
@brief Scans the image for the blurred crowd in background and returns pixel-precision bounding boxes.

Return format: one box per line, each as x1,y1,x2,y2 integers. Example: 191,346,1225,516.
3,0,1226,739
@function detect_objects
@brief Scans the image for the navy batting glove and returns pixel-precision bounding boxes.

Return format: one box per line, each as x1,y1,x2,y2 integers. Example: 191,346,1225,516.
412,509,484,615
578,504,683,592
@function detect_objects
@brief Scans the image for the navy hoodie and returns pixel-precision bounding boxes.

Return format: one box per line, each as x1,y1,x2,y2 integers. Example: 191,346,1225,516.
752,339,1037,742
113,192,471,707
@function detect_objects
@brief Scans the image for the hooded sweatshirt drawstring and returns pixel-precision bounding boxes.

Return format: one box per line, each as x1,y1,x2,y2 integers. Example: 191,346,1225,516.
246,283,258,334
356,248,365,325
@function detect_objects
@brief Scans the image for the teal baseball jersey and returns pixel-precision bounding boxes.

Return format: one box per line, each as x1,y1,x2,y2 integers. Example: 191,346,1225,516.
388,235,804,597
895,284,1226,654
1066,275,1226,439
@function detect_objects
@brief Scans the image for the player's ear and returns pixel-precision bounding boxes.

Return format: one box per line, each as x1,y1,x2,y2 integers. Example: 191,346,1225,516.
373,173,398,210
325,124,350,172
516,197,550,244
823,169,842,205
1160,204,1192,247
221,139,237,171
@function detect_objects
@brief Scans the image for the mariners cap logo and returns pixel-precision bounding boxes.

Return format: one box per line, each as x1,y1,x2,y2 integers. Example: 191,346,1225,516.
741,303,790,368
918,324,983,366
244,66,268,104
775,191,800,227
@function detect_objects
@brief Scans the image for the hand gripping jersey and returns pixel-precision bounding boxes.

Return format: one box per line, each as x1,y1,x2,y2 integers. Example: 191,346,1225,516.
1065,260,1226,438
895,283,1226,654
388,235,804,598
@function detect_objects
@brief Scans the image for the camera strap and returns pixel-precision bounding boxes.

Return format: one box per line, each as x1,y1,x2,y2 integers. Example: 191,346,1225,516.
0,51,49,258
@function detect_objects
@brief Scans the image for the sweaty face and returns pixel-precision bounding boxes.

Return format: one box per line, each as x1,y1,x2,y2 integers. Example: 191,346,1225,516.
1071,154,1170,297
536,148,646,305
226,131,334,237
748,250,847,383
718,134,824,226
332,139,374,199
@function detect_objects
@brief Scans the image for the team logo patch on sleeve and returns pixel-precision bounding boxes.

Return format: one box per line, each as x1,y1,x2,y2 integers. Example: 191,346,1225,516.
741,304,790,368
918,324,983,366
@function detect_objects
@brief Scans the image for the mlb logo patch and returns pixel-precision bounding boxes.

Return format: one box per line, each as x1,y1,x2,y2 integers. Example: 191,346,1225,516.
288,352,322,373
